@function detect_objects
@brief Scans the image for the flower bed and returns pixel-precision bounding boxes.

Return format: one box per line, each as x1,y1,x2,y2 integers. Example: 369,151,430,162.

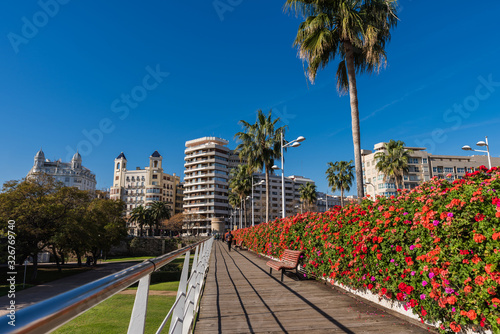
234,167,500,333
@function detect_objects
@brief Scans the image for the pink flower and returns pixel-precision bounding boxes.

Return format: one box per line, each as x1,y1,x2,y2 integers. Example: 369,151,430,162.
429,272,435,279
433,220,439,226
422,281,428,286
420,294,426,300
447,212,454,218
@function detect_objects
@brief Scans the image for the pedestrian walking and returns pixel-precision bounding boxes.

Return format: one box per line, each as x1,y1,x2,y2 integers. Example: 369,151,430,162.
226,230,233,252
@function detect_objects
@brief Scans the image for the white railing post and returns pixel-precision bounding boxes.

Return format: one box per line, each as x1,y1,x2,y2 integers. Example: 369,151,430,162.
169,251,191,334
127,274,151,334
191,245,199,276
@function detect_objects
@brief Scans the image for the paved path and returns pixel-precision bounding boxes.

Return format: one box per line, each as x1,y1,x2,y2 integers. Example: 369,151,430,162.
0,261,140,316
195,241,435,334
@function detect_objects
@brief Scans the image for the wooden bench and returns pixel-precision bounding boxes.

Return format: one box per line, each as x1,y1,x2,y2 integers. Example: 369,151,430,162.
266,249,303,282
234,239,245,250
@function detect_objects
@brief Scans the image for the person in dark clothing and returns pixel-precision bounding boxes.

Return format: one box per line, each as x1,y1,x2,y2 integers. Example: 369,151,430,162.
226,230,233,252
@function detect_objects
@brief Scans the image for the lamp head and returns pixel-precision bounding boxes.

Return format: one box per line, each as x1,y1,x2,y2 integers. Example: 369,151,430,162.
462,145,472,151
296,136,305,142
476,141,487,147
291,142,301,147
272,165,280,170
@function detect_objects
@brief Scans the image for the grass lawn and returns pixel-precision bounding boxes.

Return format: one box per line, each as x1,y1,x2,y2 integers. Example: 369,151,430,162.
54,279,180,334
53,294,176,334
127,280,179,291
103,256,154,262
0,265,90,297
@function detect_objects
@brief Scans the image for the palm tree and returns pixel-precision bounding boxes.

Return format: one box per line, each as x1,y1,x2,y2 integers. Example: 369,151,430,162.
235,110,286,223
375,140,412,191
299,182,317,212
129,205,148,237
148,201,171,236
228,192,241,230
326,160,355,207
229,164,253,228
284,0,399,202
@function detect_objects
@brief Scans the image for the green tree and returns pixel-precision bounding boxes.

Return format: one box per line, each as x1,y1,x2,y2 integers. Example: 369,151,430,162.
326,160,355,207
85,198,127,264
299,182,317,212
0,175,64,279
148,201,171,236
129,205,149,237
235,110,286,223
228,191,241,229
285,0,399,202
229,164,253,228
49,186,93,270
375,139,412,191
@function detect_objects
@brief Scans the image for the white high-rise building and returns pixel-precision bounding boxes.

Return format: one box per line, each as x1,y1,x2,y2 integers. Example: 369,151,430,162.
183,137,236,235
27,149,96,191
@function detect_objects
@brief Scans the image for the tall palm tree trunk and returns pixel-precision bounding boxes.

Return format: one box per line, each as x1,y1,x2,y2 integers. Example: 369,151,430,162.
265,167,270,223
340,187,344,208
345,42,365,203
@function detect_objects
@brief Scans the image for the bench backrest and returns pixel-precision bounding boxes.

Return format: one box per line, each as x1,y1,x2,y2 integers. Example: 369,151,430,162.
281,250,302,265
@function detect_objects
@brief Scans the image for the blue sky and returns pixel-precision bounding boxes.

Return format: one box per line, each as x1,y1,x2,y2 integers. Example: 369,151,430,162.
1,1,500,195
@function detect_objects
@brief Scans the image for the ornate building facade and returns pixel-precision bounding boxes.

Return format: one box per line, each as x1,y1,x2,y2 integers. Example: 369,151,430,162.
109,151,183,235
27,149,96,191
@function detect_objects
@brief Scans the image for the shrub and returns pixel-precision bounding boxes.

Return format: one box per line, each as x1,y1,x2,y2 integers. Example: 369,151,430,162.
234,167,500,333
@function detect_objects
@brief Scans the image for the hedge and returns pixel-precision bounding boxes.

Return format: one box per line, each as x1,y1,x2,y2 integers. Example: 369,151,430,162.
234,167,500,333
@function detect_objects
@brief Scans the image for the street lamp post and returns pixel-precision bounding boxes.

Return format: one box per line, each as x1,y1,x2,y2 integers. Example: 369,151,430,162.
462,136,492,169
251,177,265,227
272,132,305,219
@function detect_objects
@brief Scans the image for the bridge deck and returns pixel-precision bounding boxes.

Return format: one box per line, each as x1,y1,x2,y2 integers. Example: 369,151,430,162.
195,241,434,334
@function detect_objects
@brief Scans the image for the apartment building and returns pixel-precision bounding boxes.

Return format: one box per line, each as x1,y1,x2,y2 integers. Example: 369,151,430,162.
183,137,238,235
362,142,500,198
110,151,182,235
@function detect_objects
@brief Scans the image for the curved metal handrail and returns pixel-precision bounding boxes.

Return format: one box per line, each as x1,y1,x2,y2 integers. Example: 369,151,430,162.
2,238,210,334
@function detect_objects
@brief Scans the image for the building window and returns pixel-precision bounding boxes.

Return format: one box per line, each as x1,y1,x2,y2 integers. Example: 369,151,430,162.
423,158,428,164
154,161,158,168
115,176,119,180
116,163,120,169
152,175,158,179
409,158,418,164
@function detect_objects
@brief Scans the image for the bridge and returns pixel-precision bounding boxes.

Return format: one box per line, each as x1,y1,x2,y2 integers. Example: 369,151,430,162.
195,241,432,333
1,238,435,333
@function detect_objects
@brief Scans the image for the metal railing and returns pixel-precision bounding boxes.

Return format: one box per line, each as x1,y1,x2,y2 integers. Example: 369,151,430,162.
2,237,214,334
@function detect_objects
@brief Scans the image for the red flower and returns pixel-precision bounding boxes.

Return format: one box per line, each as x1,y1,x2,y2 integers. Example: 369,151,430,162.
421,307,427,316
450,322,461,333
396,245,403,252
404,285,414,294
475,276,486,286
398,282,407,291
396,292,405,301
467,310,477,320
473,233,486,243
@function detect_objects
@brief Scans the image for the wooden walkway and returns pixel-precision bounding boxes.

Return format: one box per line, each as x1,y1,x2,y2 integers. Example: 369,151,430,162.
195,241,435,334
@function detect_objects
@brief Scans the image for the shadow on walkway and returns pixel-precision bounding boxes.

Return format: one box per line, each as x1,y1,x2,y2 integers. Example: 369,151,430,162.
195,241,434,334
